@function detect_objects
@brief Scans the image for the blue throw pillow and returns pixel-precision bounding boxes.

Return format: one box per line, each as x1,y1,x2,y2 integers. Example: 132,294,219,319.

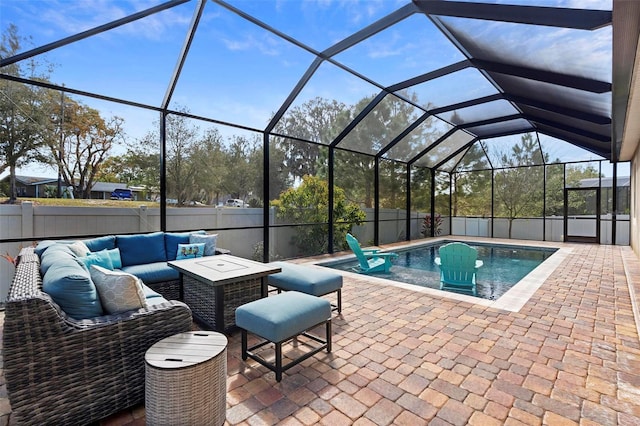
117,232,167,267
176,243,205,260
79,250,114,271
105,247,122,269
165,230,205,260
189,233,217,256
164,232,192,261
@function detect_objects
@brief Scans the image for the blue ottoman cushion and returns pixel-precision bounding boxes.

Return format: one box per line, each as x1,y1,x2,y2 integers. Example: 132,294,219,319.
268,262,342,296
236,291,331,343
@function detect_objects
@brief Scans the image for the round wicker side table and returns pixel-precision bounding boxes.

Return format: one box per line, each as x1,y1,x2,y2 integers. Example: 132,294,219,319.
145,331,228,426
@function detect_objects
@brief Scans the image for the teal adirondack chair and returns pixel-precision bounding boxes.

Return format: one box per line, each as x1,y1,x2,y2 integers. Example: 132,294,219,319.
434,242,483,296
346,233,398,274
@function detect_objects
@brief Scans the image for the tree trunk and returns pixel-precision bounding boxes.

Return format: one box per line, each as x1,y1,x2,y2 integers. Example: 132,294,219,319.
9,165,17,203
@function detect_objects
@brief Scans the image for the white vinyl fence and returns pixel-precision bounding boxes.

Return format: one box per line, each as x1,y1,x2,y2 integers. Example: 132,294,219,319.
0,203,630,302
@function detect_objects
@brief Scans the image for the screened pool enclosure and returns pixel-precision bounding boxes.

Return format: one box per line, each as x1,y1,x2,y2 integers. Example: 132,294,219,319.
1,0,639,262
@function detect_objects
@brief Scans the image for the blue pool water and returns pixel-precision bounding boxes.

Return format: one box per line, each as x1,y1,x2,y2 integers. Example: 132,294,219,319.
321,241,557,300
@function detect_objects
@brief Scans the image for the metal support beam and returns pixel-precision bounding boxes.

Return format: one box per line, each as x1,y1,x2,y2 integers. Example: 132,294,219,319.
374,157,380,245
473,58,612,94
323,3,418,58
328,147,335,253
386,60,471,92
432,138,478,170
408,128,458,167
160,111,168,231
413,0,611,30
162,0,207,109
331,91,387,148
263,133,270,262
406,164,412,241
0,0,190,68
377,112,431,159
430,169,436,238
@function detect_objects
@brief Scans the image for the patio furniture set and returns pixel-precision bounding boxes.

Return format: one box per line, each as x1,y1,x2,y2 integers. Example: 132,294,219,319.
3,231,342,424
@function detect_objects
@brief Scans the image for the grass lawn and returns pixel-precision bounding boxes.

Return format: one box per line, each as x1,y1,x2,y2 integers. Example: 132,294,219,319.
0,198,161,208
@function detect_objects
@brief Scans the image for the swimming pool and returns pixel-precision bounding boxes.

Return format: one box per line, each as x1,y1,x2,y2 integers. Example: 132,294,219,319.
320,241,558,301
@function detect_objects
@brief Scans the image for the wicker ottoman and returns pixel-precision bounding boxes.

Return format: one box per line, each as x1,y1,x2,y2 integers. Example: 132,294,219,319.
236,291,332,382
145,331,228,426
268,262,343,312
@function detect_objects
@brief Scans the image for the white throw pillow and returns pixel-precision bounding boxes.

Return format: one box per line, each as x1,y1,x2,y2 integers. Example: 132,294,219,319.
68,240,90,257
90,265,148,314
189,233,218,256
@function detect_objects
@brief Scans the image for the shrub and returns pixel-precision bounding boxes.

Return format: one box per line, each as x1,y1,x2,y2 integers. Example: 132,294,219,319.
272,175,366,256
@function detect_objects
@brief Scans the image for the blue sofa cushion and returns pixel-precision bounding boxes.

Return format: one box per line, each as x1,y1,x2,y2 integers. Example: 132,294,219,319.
40,244,76,276
268,262,343,296
141,283,163,299
120,262,179,284
117,232,166,267
165,230,205,261
42,260,104,319
235,291,331,342
84,235,116,252
34,240,57,257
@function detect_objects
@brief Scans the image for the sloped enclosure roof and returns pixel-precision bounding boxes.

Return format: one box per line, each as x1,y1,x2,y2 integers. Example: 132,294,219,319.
2,0,639,170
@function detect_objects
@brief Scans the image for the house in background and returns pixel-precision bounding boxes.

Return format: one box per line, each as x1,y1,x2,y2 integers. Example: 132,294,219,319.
1,175,137,200
1,176,58,198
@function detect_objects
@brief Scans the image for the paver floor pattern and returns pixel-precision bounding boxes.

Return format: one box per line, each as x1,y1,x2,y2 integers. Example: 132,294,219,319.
0,243,639,425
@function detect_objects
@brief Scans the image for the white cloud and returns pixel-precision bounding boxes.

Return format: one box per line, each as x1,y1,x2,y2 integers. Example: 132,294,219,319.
222,34,282,56
37,0,191,42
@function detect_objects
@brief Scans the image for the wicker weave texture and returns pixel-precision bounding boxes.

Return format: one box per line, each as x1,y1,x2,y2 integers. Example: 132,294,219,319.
145,347,227,425
183,275,262,331
147,279,181,301
3,247,193,426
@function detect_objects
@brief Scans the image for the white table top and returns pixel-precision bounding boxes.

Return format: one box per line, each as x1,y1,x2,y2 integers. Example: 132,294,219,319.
145,331,228,369
168,254,281,286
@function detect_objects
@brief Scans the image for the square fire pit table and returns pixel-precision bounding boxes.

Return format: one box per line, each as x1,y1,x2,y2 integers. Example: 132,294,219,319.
169,255,281,333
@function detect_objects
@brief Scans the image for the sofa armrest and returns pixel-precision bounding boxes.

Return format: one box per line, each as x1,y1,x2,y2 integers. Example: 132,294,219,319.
215,247,231,255
4,247,193,425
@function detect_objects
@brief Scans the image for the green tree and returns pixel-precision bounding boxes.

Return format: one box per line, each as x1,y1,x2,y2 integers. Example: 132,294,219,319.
272,97,348,180
0,24,53,202
450,143,491,217
262,141,291,203
493,134,546,237
45,98,125,198
165,112,199,205
221,134,260,203
191,128,226,205
272,175,366,256
97,149,160,201
410,166,432,211
544,163,600,216
134,110,201,206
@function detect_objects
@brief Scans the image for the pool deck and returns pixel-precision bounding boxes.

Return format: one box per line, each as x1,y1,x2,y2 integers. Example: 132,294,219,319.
1,238,639,425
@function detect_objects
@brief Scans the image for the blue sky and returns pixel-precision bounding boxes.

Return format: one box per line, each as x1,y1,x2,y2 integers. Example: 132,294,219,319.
1,0,616,178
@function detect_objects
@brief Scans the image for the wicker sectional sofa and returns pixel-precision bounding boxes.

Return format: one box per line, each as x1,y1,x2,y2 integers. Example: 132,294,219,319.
3,242,195,425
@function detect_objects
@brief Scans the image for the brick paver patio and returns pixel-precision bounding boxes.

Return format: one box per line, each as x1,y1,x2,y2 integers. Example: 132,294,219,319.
1,241,639,425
